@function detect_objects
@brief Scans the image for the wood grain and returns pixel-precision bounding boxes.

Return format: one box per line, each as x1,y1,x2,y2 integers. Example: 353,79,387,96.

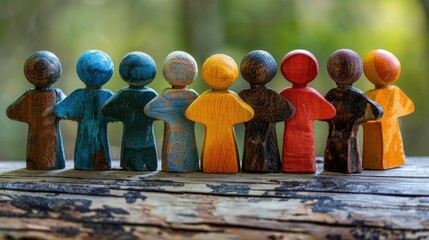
362,49,415,170
6,51,66,170
145,51,199,172
185,54,254,173
102,52,158,171
324,49,384,174
280,50,336,173
0,157,428,239
55,50,115,171
239,50,295,173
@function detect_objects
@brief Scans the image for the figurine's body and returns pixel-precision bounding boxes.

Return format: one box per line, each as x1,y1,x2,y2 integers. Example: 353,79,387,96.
7,51,66,170
362,49,414,169
280,50,336,173
324,49,383,174
56,50,115,170
145,51,199,172
103,52,158,171
185,54,254,173
238,50,295,172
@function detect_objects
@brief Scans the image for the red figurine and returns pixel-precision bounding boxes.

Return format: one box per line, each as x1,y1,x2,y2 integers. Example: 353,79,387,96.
280,50,336,173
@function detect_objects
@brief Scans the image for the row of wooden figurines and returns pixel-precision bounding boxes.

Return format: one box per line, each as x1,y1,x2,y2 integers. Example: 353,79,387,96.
7,48,414,174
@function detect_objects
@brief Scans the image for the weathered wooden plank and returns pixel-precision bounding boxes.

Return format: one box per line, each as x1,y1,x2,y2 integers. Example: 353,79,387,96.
2,173,429,199
2,217,429,240
1,159,429,198
1,158,429,239
1,185,429,231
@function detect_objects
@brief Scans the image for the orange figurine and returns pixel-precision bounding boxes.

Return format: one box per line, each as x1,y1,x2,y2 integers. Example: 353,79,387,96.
362,49,414,170
185,54,254,173
280,50,336,173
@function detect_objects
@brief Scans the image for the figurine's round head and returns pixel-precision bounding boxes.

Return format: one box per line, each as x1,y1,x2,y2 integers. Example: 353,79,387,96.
163,51,197,88
76,50,113,89
24,51,62,88
327,49,362,87
202,54,238,90
280,50,318,88
240,50,277,85
363,49,401,88
119,52,156,87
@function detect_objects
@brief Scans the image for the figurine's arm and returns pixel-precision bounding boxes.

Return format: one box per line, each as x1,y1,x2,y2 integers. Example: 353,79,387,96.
274,95,295,123
184,98,203,123
6,91,30,123
101,92,124,121
230,94,254,124
395,87,415,117
361,95,384,123
54,88,67,102
185,91,210,124
55,90,83,121
144,95,167,120
312,90,336,121
99,89,119,123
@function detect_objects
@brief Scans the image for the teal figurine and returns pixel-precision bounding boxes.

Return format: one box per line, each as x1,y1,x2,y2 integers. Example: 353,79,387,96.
6,51,66,170
102,52,158,171
55,50,115,170
144,51,199,172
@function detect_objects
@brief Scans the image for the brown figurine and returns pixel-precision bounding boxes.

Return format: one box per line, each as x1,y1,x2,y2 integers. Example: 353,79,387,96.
238,50,295,172
324,49,384,174
7,51,66,170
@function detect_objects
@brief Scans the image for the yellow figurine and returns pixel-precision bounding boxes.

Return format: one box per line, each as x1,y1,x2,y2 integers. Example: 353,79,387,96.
362,49,414,170
185,54,254,173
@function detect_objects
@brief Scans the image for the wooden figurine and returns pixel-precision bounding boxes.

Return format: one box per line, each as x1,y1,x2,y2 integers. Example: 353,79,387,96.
55,50,115,171
185,54,254,173
324,49,384,174
280,50,336,173
144,51,199,172
362,49,414,170
102,52,158,171
238,50,295,172
6,51,66,170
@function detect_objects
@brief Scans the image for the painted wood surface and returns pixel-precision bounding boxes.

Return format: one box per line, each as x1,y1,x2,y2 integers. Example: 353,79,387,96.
238,50,295,172
362,49,415,170
185,54,254,173
55,50,115,171
0,157,429,239
144,51,199,172
102,52,158,171
280,50,336,173
6,51,66,170
324,49,384,174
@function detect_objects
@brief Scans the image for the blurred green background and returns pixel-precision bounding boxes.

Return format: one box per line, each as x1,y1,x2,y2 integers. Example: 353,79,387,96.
0,0,427,160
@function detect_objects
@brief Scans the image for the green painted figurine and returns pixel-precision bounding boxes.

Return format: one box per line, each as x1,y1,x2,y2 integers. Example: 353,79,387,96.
102,52,158,171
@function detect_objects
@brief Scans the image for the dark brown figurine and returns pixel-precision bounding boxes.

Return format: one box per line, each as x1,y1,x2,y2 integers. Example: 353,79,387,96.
7,51,66,170
324,49,384,174
239,50,295,172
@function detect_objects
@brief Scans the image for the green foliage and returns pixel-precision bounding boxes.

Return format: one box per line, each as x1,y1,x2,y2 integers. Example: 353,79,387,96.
0,0,426,159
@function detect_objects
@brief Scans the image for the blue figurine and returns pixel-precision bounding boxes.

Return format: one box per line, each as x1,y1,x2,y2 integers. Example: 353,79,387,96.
102,52,158,171
55,50,115,170
144,51,199,172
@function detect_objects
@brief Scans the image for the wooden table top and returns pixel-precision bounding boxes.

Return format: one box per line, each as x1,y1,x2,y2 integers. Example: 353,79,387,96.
0,157,428,239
